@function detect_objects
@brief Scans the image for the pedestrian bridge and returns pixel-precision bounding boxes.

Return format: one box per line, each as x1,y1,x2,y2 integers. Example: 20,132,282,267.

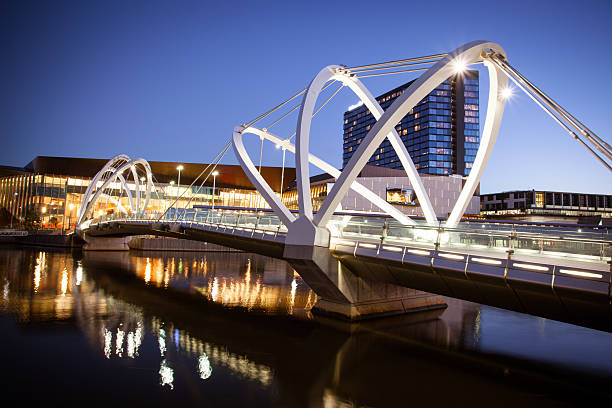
76,39,612,329
80,206,612,331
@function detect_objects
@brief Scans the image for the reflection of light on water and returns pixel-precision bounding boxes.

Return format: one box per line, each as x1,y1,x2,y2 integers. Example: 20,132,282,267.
159,359,174,389
198,354,212,380
159,328,167,356
104,329,112,359
144,258,151,284
75,263,83,286
116,328,125,357
60,268,68,295
33,252,45,292
127,331,135,358
289,277,297,314
211,278,218,302
474,309,481,344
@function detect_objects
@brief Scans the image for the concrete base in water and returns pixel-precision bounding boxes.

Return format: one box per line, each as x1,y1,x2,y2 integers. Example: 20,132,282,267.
83,236,132,251
128,236,242,252
284,244,446,321
314,294,447,321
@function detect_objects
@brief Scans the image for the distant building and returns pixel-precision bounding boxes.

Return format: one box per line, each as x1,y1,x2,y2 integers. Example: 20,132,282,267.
342,70,480,176
480,189,612,223
0,156,295,230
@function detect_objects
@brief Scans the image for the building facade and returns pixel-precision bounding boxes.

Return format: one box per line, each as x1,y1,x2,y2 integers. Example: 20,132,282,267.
480,190,612,222
0,156,296,230
343,70,480,176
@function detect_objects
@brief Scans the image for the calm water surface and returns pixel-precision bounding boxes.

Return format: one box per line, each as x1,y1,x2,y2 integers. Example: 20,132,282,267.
1,247,611,407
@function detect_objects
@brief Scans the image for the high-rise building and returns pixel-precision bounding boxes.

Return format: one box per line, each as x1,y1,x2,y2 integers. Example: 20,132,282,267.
342,70,480,176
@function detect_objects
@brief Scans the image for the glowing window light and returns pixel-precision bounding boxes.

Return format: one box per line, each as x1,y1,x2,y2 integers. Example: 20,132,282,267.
558,269,603,279
513,262,549,272
439,253,464,261
471,257,503,266
407,249,430,256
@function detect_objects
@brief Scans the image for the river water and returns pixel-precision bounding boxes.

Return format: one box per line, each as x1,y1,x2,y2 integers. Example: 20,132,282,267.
0,247,611,407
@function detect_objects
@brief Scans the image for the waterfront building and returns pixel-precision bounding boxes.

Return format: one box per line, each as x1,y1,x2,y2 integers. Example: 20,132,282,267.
0,155,481,230
343,70,480,176
0,156,295,230
480,189,612,223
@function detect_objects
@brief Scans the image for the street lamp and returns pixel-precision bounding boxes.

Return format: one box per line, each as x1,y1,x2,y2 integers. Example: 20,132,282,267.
10,193,17,229
212,170,219,210
176,165,183,219
68,203,74,231
169,180,175,216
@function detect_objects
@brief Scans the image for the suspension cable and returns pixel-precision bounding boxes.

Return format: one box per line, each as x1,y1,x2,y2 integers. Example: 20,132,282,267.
280,147,286,201
285,82,344,143
348,53,447,71
491,54,612,159
486,55,612,172
265,81,339,130
355,67,430,79
157,140,232,221
178,144,232,220
348,59,440,74
243,88,307,129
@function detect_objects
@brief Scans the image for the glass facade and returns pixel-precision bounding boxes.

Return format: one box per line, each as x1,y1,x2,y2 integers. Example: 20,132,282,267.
0,172,332,230
343,70,479,176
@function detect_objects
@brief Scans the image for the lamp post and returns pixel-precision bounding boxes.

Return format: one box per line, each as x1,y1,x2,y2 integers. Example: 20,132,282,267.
41,206,47,229
176,165,183,219
68,203,74,231
10,192,17,229
212,170,219,210
169,180,175,217
140,176,146,215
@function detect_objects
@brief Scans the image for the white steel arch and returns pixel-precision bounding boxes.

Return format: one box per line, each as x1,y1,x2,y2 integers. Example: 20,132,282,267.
314,40,508,229
77,155,153,225
232,126,416,227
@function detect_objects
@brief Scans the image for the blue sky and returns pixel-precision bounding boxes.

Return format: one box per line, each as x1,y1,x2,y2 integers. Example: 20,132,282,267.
2,0,611,194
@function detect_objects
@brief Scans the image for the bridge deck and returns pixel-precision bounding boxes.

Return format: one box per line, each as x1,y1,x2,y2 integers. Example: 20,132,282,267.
80,208,612,331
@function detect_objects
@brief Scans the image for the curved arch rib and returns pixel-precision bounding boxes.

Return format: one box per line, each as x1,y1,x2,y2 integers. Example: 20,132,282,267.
233,126,416,227
77,157,153,225
295,66,436,224
315,40,508,229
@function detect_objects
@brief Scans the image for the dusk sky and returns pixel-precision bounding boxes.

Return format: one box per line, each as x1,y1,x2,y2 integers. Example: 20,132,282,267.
2,0,611,194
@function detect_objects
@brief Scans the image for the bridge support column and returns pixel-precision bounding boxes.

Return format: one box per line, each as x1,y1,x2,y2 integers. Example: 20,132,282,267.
82,234,132,251
284,244,446,320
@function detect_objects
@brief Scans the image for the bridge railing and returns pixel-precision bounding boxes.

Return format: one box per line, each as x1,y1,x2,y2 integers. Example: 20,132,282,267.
329,216,612,264
86,207,288,234
84,209,611,263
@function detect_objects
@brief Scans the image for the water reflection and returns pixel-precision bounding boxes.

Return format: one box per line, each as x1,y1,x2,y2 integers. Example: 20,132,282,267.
0,247,611,406
125,252,317,315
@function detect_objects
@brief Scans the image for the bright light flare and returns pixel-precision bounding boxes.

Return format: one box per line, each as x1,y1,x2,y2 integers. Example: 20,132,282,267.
501,87,513,99
453,58,467,74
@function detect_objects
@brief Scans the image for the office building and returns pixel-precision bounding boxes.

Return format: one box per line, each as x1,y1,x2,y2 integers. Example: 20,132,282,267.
480,189,612,223
343,70,480,176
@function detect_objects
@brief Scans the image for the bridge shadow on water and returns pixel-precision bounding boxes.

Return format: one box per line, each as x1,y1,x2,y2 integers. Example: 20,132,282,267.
1,247,611,406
